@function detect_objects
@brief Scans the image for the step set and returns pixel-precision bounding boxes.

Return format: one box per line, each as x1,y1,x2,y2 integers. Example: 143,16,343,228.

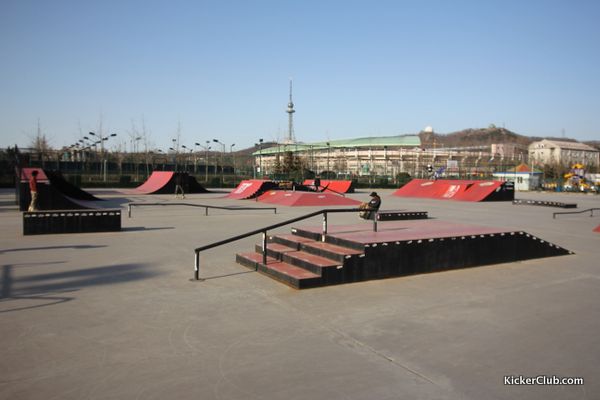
236,221,572,289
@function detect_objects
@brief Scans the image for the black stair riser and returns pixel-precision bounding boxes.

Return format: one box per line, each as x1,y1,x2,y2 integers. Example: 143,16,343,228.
270,236,304,250
253,244,291,261
290,228,322,241
362,234,570,280
281,253,333,275
299,243,349,263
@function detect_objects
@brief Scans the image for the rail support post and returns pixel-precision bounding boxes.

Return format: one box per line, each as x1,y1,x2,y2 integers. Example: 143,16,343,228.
194,251,203,281
262,231,268,266
128,204,131,218
322,212,328,241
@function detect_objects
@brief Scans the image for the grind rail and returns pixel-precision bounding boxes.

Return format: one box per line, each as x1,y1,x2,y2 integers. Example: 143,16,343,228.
193,208,362,281
553,208,600,219
128,202,277,218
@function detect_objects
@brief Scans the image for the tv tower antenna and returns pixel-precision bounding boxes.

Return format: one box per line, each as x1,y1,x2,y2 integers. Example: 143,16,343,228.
286,78,296,143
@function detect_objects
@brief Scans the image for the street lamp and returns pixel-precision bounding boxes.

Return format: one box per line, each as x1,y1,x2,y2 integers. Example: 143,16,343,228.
213,139,226,187
88,131,117,182
230,143,236,185
326,142,331,177
258,138,263,178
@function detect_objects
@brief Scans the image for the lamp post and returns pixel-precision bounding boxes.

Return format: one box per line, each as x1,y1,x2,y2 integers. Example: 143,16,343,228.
230,143,236,186
213,139,226,187
88,131,117,182
326,142,330,178
259,138,263,179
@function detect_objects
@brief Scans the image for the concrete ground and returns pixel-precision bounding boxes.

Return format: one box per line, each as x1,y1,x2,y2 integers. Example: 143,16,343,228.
1,187,598,400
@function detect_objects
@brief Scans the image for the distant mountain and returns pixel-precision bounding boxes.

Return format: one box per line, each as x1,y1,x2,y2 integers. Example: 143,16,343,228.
419,127,534,148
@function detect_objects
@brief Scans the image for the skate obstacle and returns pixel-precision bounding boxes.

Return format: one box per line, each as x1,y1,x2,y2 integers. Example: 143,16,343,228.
226,180,279,199
131,171,209,195
193,208,572,289
393,179,514,202
17,168,120,234
256,190,361,207
17,168,105,211
302,179,355,193
23,209,121,235
236,219,571,288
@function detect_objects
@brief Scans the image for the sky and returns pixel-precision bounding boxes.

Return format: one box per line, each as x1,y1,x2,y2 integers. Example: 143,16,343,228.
1,0,599,152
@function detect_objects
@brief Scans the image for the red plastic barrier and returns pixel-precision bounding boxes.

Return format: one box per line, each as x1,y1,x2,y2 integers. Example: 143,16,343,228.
594,224,600,233
227,180,272,199
257,190,361,207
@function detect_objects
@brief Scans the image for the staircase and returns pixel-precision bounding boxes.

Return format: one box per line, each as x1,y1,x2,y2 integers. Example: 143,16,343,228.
235,221,572,289
236,229,364,289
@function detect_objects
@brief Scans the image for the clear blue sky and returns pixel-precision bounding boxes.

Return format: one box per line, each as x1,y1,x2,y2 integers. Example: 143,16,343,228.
1,0,599,152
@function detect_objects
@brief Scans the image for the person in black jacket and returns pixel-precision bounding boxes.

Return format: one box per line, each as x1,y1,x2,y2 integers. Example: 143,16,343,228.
359,191,381,220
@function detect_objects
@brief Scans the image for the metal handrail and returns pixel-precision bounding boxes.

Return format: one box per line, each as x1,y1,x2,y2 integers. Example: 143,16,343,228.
127,202,277,218
553,208,600,219
193,208,362,281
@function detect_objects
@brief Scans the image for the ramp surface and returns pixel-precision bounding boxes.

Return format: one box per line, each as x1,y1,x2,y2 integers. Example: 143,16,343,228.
303,179,355,193
227,180,276,199
257,190,361,207
393,179,513,202
44,170,103,201
131,171,175,194
19,182,106,211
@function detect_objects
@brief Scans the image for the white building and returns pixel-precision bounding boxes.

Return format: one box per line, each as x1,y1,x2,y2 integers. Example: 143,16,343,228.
493,164,542,191
528,139,599,168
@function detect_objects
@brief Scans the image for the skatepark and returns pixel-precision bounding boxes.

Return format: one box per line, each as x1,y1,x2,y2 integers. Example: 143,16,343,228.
1,182,599,399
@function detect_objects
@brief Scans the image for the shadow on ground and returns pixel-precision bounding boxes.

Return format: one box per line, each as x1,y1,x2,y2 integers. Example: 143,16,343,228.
0,262,162,313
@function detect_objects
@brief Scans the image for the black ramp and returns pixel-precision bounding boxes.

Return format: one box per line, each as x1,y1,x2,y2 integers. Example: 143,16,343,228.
44,170,104,201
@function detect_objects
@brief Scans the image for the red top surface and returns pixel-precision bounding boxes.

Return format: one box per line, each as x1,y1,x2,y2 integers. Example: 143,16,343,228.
131,171,175,194
393,179,505,202
295,220,518,245
227,180,272,199
20,168,48,181
257,191,361,206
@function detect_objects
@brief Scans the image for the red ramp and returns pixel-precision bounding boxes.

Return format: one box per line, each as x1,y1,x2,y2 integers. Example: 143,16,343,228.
303,179,355,193
131,171,175,194
257,191,361,207
130,172,208,195
227,180,276,199
453,181,507,201
393,179,513,202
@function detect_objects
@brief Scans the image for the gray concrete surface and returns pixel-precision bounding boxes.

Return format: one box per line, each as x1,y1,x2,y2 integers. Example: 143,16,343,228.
1,187,598,400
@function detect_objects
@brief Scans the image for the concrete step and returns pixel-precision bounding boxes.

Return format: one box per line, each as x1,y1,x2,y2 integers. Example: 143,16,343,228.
236,252,321,289
300,240,364,263
270,233,318,250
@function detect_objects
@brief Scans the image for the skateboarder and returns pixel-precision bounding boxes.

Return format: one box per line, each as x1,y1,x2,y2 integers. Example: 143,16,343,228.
313,175,321,192
28,170,39,211
174,173,185,199
359,191,381,220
